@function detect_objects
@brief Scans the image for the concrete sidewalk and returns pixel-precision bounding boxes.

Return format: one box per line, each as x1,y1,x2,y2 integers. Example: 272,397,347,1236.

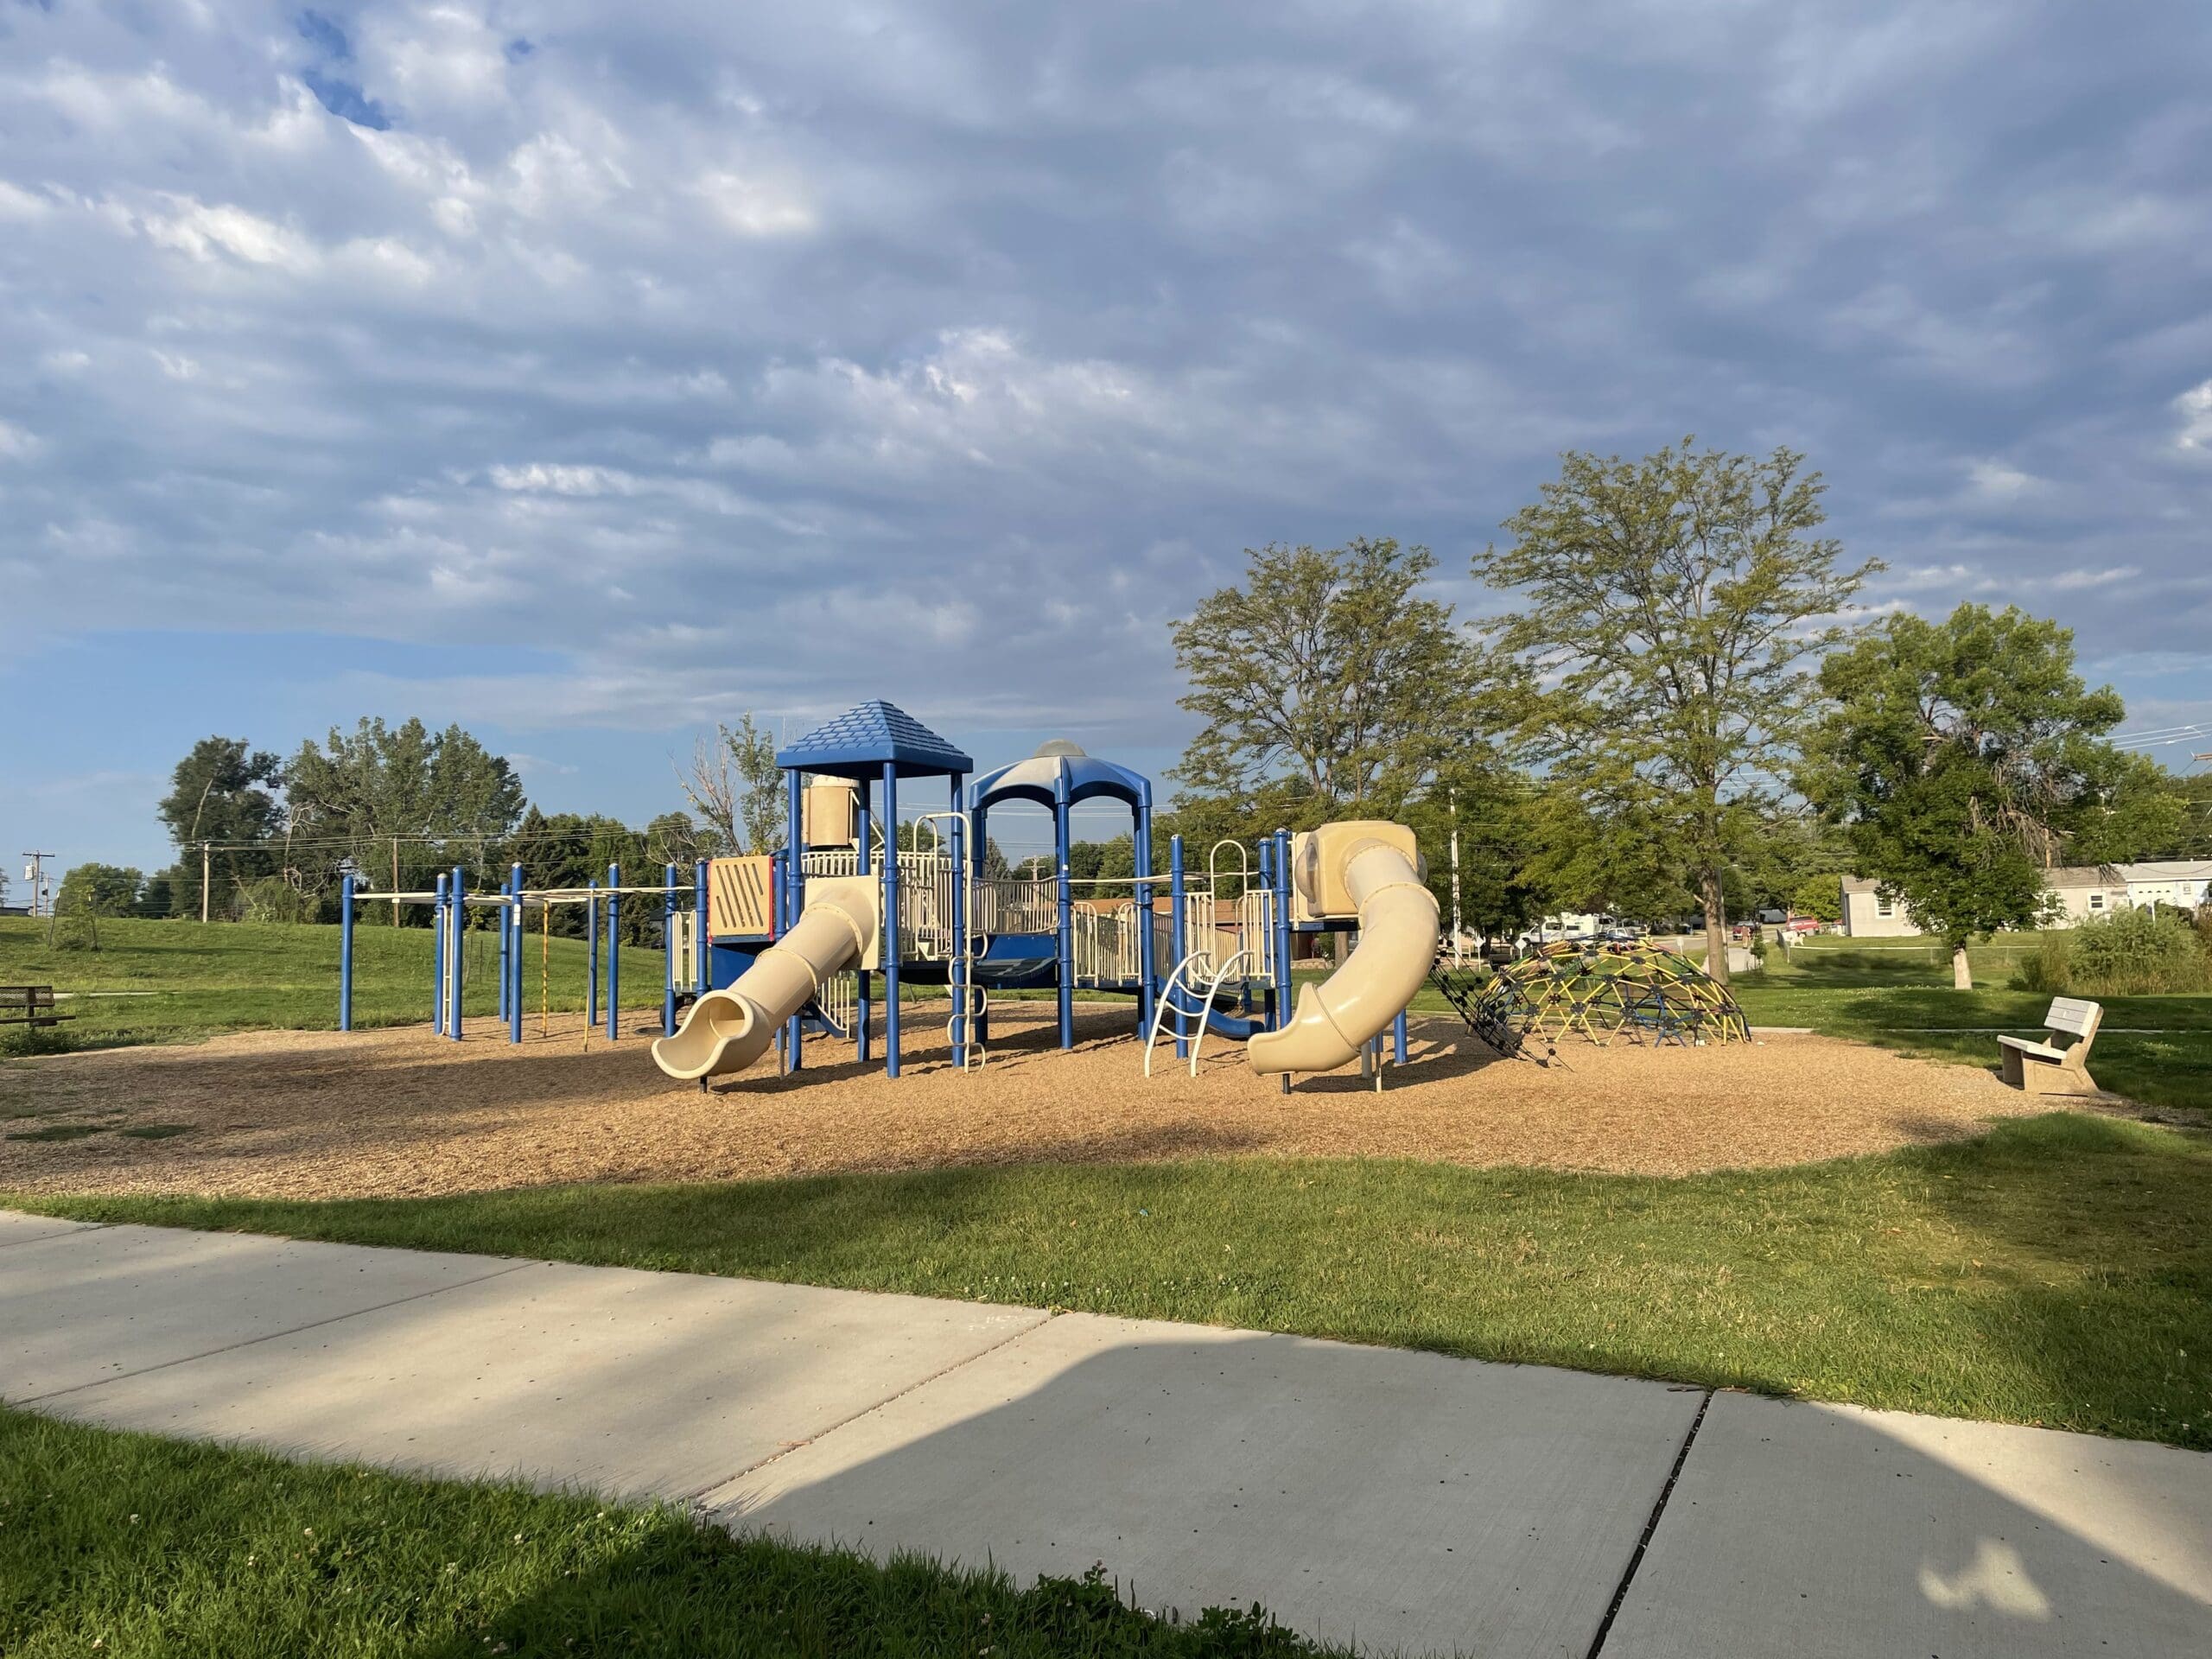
4,1209,2207,1656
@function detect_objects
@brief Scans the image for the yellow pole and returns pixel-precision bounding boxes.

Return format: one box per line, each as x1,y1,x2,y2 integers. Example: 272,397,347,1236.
540,902,550,1038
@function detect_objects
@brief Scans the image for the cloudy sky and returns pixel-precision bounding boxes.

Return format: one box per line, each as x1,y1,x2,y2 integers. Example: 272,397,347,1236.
3,0,2209,877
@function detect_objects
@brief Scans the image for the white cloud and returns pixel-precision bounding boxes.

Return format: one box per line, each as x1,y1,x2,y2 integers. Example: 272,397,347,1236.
2174,379,2212,453
0,420,39,460
1964,459,2044,499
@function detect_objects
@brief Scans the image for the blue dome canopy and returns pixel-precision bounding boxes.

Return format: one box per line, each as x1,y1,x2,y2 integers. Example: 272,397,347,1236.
969,740,1152,810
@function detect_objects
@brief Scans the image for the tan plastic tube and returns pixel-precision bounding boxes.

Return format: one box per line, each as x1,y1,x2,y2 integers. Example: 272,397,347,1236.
651,895,875,1082
1247,839,1438,1076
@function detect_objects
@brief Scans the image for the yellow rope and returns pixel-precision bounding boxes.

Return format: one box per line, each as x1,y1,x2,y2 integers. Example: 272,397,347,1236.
540,902,550,1039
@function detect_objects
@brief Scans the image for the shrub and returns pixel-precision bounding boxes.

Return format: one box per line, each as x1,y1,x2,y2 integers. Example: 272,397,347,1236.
2012,931,2072,994
2057,906,2211,996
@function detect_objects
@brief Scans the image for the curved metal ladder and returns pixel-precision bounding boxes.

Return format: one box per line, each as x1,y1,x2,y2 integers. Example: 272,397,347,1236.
1143,948,1251,1078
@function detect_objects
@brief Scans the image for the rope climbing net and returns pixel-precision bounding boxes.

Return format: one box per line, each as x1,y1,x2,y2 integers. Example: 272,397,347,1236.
1463,939,1751,1058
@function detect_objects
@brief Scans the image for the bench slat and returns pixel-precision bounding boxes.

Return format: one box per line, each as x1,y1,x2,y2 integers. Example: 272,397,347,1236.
2045,997,2099,1036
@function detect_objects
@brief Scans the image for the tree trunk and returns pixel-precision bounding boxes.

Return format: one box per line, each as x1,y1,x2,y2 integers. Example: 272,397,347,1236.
1952,944,1974,990
1701,862,1729,986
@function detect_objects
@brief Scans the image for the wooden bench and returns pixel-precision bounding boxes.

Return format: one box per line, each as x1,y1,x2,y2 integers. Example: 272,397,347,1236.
1997,997,2102,1095
0,985,73,1028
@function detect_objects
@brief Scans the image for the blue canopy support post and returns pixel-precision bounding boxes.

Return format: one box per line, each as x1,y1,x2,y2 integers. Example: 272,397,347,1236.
1053,778,1073,1050
949,772,967,1070
1274,830,1294,1032
693,860,709,1000
586,880,600,1027
881,761,900,1078
605,863,620,1041
855,780,872,1064
785,770,805,1075
1394,1007,1409,1066
969,799,988,1046
508,861,524,1046
433,873,449,1036
1134,785,1154,1034
449,865,466,1042
338,874,355,1032
1169,835,1189,1060
662,862,678,1037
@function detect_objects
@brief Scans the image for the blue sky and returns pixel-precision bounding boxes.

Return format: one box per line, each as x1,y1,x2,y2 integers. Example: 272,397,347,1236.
3,1,2209,881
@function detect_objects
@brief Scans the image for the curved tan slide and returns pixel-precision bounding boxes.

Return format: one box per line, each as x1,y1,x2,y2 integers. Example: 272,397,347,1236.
652,883,878,1083
1247,830,1438,1077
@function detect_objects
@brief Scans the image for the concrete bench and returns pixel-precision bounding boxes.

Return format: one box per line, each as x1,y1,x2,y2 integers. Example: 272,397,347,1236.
1997,997,2102,1096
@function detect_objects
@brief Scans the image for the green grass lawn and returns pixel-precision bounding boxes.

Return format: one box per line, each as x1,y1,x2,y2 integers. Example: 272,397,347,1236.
22,1113,2211,1451
0,916,664,1052
1733,937,2212,1119
0,1408,1320,1659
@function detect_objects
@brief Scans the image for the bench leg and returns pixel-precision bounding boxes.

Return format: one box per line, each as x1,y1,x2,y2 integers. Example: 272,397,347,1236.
1999,1046,2026,1088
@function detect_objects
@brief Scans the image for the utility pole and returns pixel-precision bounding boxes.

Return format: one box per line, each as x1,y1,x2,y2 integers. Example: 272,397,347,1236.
200,842,212,924
1448,788,1462,966
21,852,54,919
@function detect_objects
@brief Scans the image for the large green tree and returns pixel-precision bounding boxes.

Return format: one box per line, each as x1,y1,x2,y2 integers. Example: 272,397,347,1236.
285,718,526,921
156,736,285,920
1474,442,1878,982
55,863,143,918
1171,539,1478,831
1799,604,2173,988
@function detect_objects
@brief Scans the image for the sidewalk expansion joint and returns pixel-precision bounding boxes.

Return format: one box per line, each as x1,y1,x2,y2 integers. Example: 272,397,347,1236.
18,1260,537,1406
1585,1386,1712,1659
680,1307,1061,1508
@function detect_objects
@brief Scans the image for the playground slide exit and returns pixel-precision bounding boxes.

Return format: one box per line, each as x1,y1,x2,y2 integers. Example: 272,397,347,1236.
1246,826,1438,1077
652,882,878,1082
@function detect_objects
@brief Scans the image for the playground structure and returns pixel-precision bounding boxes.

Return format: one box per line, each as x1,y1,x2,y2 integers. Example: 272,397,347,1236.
332,700,1440,1089
1452,938,1751,1058
653,701,1436,1089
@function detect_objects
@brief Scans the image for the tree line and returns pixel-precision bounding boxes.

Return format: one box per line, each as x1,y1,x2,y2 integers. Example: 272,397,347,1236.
1163,441,2208,987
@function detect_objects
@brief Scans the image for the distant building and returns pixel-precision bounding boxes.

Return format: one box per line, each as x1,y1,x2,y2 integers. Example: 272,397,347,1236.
2116,861,2212,911
1838,867,2131,938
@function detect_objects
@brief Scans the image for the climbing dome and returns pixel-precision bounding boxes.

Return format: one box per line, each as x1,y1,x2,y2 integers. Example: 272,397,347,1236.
1466,940,1751,1057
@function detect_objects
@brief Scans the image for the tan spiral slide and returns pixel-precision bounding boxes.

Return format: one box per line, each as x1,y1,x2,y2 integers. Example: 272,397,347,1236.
1246,823,1438,1077
652,878,879,1083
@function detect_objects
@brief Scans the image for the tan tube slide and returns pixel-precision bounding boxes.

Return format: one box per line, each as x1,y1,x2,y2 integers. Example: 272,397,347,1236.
1247,834,1438,1077
652,888,876,1083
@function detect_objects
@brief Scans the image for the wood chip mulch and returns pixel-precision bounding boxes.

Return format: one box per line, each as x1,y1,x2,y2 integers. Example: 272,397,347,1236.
0,1003,2068,1200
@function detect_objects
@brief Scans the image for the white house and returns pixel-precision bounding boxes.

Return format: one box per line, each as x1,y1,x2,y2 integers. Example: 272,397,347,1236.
2117,861,2212,911
1838,867,2132,938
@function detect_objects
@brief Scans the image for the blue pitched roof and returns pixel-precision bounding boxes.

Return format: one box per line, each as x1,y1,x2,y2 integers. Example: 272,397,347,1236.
775,700,975,779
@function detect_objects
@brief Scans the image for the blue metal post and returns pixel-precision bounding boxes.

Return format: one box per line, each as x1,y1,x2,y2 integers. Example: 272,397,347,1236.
450,864,466,1041
881,762,900,1077
508,861,524,1045
433,873,448,1035
785,769,805,1073
969,797,988,1045
1135,788,1154,1033
855,780,872,1063
949,773,966,1070
606,863,620,1040
662,862,678,1035
1394,1007,1409,1065
1274,830,1294,1030
586,880,599,1026
1054,778,1073,1050
339,874,355,1031
1169,834,1188,1059
693,859,709,999
1255,838,1274,1028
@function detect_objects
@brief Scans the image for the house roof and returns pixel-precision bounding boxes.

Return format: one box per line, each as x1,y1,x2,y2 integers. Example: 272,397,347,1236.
774,700,975,780
2116,861,2212,882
